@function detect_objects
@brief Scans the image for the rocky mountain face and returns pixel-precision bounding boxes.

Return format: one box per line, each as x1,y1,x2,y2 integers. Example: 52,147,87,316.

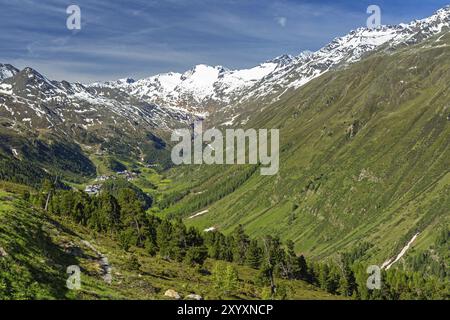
0,68,195,176
89,61,289,116
0,64,19,81
0,67,193,130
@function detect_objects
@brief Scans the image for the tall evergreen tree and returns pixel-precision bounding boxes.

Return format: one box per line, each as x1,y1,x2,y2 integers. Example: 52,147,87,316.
156,219,174,259
284,240,301,279
297,255,309,281
171,217,188,261
184,246,208,266
318,264,330,291
231,225,250,264
223,265,239,296
259,235,285,297
245,240,262,268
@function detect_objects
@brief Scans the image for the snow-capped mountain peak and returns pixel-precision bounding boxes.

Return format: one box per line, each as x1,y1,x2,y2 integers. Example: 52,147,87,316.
178,64,226,99
90,60,289,113
2,5,441,124
414,5,450,29
234,5,450,104
87,6,449,117
0,63,20,81
266,54,296,66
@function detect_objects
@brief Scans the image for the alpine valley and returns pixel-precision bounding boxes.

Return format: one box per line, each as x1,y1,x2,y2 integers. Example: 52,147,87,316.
0,6,449,300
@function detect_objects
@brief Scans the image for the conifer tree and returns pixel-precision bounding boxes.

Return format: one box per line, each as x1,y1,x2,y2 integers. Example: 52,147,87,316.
156,219,174,259
245,240,262,268
284,240,300,279
231,225,250,264
171,217,188,261
259,235,284,296
297,255,309,281
318,264,330,291
89,193,121,232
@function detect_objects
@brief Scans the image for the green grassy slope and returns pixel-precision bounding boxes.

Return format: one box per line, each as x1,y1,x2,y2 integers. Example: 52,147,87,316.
0,189,337,300
162,33,450,269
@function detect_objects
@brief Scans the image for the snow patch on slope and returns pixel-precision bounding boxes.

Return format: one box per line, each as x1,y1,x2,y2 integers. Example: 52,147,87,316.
382,233,420,270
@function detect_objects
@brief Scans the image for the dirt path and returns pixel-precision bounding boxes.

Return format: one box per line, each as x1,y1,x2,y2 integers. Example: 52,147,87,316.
81,240,112,284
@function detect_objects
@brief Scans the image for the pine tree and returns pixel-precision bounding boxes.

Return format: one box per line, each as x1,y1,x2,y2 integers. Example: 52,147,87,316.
211,261,240,297
90,193,121,232
212,262,225,290
337,261,356,297
259,235,284,297
41,178,54,211
171,217,188,261
318,264,330,291
245,240,262,268
204,232,219,259
156,219,174,259
219,234,233,261
297,255,309,281
144,214,160,256
231,225,250,264
284,240,300,279
326,264,341,294
186,226,203,247
118,228,135,252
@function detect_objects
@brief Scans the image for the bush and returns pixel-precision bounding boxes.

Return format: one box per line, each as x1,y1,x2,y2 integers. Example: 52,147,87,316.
212,262,239,296
125,254,141,271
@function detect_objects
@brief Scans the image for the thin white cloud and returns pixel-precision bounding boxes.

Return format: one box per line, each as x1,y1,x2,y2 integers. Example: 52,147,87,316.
276,16,287,28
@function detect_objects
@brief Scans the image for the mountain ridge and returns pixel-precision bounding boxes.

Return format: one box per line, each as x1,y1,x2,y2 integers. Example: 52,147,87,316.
85,5,450,119
1,6,449,125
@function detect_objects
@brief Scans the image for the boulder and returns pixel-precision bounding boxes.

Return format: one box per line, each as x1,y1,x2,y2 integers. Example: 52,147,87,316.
186,294,203,300
164,289,181,300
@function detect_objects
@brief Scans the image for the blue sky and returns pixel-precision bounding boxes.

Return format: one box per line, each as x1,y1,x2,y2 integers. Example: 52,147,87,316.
0,0,448,82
